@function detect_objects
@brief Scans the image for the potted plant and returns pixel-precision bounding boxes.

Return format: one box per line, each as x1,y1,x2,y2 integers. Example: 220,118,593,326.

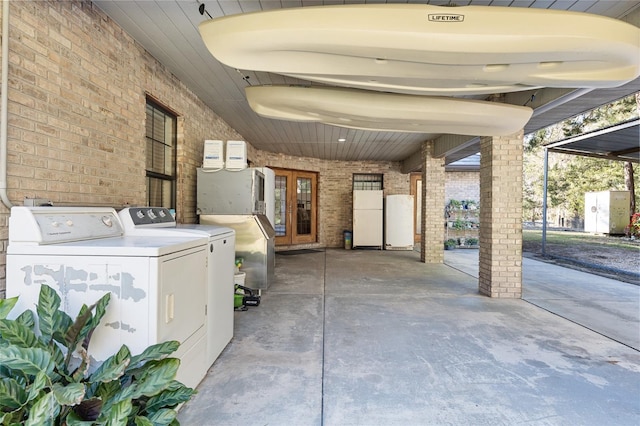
452,218,466,230
466,237,479,247
444,239,458,250
448,199,462,210
0,284,195,425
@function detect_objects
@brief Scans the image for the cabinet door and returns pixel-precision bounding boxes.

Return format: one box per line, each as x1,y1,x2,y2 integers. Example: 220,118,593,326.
353,209,383,247
208,235,235,365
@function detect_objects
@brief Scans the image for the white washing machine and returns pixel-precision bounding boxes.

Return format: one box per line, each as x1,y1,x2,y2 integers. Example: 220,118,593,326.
6,206,209,389
118,207,236,367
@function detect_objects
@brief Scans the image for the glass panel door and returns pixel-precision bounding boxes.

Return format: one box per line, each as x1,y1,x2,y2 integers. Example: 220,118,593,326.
296,177,312,236
293,174,316,244
273,169,317,246
274,174,288,240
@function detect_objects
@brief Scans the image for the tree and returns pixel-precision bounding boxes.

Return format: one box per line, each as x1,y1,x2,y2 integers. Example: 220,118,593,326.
522,130,546,222
561,93,637,218
522,92,639,225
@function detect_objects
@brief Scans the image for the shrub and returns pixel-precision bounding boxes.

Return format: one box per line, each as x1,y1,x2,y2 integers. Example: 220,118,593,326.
625,213,640,238
445,238,458,248
466,237,479,246
0,284,195,425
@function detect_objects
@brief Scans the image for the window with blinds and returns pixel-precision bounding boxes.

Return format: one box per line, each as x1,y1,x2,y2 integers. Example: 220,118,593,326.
145,99,176,208
353,173,383,190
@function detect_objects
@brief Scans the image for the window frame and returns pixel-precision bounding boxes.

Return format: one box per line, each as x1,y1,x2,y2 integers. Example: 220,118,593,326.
145,98,177,208
352,173,384,191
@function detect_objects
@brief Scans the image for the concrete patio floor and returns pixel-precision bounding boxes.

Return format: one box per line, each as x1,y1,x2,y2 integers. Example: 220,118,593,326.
177,248,640,426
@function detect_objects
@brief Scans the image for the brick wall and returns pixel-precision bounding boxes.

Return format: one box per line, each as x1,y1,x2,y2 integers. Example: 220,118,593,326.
0,1,483,299
0,1,413,297
479,132,523,298
0,0,245,297
445,171,479,204
420,141,445,263
250,150,410,248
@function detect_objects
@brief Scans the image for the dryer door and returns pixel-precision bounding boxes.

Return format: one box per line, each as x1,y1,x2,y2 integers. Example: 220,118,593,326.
157,246,208,388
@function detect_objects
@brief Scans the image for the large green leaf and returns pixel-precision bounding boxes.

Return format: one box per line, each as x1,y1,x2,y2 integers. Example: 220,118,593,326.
0,410,25,425
90,345,131,384
113,359,179,404
87,292,110,336
134,416,155,426
36,285,61,344
65,410,100,426
128,341,180,371
51,310,73,347
26,370,49,403
105,399,133,425
68,304,93,346
0,297,18,320
72,397,103,422
79,293,110,352
92,380,120,403
25,391,59,426
52,382,85,406
147,408,177,426
130,358,180,399
0,319,43,349
0,364,12,379
63,305,94,366
70,349,90,383
50,342,67,377
0,377,27,409
15,310,35,330
0,346,53,376
144,386,195,413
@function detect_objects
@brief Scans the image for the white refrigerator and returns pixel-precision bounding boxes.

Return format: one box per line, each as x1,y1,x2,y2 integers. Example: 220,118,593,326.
385,194,414,250
353,190,383,249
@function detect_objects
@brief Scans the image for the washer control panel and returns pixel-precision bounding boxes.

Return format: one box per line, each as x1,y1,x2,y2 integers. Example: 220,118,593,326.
120,207,177,228
8,206,124,244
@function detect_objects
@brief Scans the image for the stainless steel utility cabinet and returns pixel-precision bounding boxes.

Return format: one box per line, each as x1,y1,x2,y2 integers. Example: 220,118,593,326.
197,167,273,290
199,214,275,290
197,168,265,215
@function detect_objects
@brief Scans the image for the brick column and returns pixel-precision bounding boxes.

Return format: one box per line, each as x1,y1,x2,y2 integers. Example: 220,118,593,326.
420,140,445,263
479,131,523,298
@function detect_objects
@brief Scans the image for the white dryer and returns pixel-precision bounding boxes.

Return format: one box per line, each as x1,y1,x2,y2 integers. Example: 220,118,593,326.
118,207,236,366
6,206,209,389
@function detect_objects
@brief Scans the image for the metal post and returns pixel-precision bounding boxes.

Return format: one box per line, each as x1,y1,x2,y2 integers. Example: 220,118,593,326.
542,148,548,256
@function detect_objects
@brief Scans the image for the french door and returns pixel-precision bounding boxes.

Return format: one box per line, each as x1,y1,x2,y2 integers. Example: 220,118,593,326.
273,169,317,246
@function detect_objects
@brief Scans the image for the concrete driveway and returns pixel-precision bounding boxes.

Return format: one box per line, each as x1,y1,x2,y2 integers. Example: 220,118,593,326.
178,248,640,425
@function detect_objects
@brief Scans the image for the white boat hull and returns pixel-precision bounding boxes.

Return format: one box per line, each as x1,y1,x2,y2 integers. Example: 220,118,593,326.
200,4,640,96
246,85,533,136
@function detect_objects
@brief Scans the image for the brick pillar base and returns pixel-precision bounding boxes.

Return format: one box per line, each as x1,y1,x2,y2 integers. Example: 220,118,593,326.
479,131,523,298
420,141,445,263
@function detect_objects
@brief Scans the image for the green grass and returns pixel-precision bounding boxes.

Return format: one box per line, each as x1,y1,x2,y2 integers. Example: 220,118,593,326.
523,229,639,250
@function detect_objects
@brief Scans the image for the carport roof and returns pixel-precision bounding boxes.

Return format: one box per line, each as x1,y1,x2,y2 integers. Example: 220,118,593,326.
544,119,639,163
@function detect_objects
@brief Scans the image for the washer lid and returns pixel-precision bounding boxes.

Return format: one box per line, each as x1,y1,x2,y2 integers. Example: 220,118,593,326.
7,235,208,257
176,224,235,238
119,207,235,238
